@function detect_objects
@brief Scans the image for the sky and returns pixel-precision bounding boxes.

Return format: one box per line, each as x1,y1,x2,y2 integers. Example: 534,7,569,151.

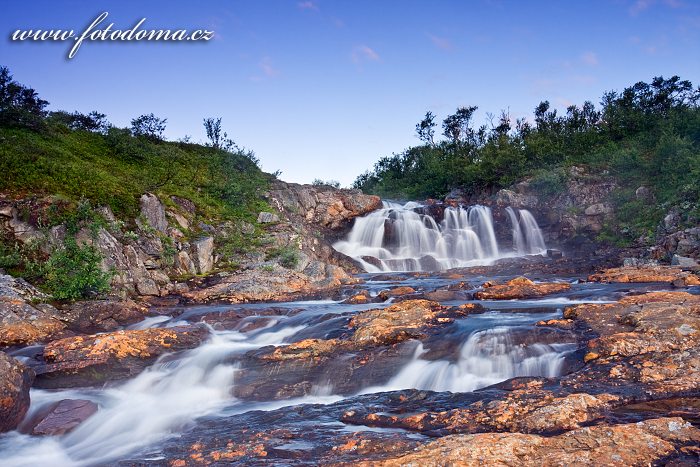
1,0,699,186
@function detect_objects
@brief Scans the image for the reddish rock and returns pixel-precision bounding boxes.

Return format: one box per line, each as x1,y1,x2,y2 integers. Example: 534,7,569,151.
34,325,208,388
474,276,570,300
349,300,481,346
364,418,700,467
29,399,98,436
0,351,33,432
588,265,700,286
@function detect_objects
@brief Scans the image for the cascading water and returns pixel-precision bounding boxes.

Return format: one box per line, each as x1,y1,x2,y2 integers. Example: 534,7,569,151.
363,326,575,394
334,202,547,272
505,207,547,255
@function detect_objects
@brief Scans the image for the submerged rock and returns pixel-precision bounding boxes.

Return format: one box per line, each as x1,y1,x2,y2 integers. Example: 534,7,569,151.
474,276,570,300
0,351,33,432
26,399,98,436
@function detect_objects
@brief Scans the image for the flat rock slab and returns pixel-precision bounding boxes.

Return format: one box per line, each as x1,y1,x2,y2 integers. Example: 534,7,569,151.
588,265,700,286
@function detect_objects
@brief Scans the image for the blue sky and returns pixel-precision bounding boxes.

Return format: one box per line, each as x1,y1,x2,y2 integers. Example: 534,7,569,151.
1,0,699,185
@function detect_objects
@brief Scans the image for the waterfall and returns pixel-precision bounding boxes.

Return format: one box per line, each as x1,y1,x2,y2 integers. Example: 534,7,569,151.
334,202,547,272
363,327,575,394
505,207,546,255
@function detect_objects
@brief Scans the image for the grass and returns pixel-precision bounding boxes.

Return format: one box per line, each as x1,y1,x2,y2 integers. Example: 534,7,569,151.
0,125,270,223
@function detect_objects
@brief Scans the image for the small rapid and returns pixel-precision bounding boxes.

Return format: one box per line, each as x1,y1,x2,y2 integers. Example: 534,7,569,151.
333,202,548,272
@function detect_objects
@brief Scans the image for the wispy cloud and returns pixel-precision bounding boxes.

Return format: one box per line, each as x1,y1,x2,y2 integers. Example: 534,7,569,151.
427,34,453,51
352,45,381,64
629,0,683,15
259,57,279,77
580,51,599,66
630,0,654,15
298,1,319,11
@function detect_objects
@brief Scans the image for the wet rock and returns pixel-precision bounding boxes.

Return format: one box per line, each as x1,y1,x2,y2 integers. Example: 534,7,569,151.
546,248,563,259
61,299,149,334
34,325,209,388
418,254,441,271
588,265,700,286
139,193,168,233
377,286,416,300
28,399,98,436
474,276,570,300
360,255,382,269
366,418,700,467
0,352,33,432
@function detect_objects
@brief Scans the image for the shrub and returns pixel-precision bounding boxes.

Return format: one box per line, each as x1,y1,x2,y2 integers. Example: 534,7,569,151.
266,246,300,269
41,238,112,300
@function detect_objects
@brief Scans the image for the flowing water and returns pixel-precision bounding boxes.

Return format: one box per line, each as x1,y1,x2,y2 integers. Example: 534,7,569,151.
333,202,547,272
0,204,673,466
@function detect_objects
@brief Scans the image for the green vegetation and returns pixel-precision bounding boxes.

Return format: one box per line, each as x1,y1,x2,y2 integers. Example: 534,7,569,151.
39,238,112,301
266,246,300,269
354,76,700,243
0,65,273,299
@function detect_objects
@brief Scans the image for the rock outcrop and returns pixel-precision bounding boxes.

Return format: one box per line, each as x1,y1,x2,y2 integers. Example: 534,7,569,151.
0,351,33,432
588,265,700,286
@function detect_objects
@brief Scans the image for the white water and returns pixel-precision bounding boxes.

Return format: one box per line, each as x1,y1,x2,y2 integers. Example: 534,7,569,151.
334,202,547,272
0,325,327,467
364,327,575,394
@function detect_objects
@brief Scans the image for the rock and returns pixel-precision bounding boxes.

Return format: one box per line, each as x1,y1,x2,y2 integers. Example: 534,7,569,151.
34,325,209,388
28,399,98,436
584,203,612,216
0,205,14,217
0,274,64,347
257,212,280,224
635,185,653,201
474,277,570,300
139,193,168,233
418,255,441,271
360,256,383,269
349,300,481,346
61,299,148,334
671,254,699,268
0,352,33,432
174,250,197,275
192,236,215,274
367,418,700,467
546,249,563,259
588,265,700,286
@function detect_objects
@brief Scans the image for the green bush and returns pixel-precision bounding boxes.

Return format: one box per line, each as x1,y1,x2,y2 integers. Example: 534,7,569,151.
41,238,112,300
529,168,567,197
266,246,300,269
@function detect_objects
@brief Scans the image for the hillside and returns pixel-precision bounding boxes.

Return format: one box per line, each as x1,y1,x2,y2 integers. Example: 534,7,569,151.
354,76,700,252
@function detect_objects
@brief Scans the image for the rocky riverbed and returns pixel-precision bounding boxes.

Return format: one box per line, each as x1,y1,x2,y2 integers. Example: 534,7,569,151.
0,260,698,466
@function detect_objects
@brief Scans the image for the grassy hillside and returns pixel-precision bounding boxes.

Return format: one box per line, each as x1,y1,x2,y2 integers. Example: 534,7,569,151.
0,125,269,222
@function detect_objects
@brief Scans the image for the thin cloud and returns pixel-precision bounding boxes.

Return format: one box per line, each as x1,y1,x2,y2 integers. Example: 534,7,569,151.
580,51,599,66
630,0,654,15
298,1,319,11
352,45,381,63
259,57,279,77
428,34,453,51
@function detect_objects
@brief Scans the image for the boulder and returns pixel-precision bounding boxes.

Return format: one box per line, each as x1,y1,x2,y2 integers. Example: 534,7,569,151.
192,237,215,274
0,352,33,432
257,212,280,224
61,299,149,334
